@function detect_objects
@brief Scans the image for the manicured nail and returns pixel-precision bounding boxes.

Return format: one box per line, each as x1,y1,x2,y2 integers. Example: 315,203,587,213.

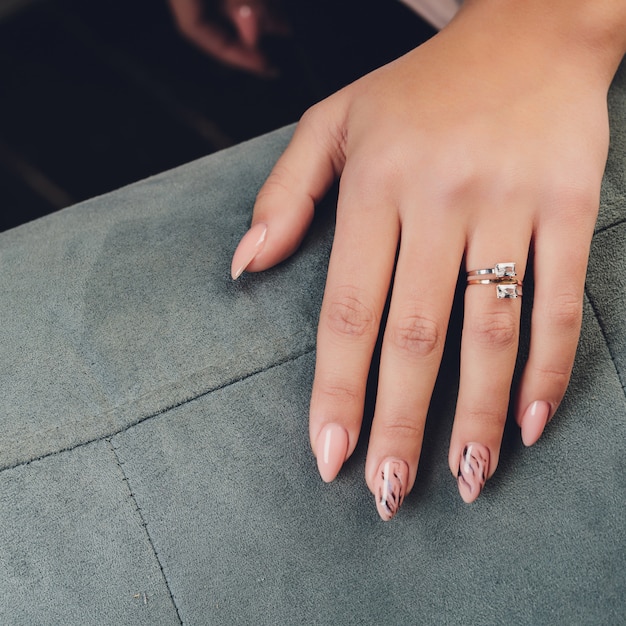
374,458,409,521
315,424,349,483
457,443,490,504
520,400,550,447
236,5,258,47
231,223,267,280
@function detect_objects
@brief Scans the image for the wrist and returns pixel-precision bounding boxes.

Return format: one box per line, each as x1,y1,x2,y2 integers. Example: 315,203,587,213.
447,0,626,88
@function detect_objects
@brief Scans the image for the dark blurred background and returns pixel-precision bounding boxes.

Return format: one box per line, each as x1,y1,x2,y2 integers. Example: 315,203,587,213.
0,0,434,232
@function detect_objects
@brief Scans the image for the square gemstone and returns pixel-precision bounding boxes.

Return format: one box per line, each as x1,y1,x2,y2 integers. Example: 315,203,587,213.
497,284,518,299
495,262,516,278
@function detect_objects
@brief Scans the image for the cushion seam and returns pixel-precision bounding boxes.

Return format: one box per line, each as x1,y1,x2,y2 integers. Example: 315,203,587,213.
594,216,626,236
584,289,626,396
0,347,315,474
107,440,184,625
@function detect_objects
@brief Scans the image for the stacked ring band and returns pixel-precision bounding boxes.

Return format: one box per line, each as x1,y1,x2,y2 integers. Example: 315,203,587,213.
466,262,522,299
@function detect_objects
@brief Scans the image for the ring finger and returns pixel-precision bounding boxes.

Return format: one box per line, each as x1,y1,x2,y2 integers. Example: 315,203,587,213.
449,220,532,503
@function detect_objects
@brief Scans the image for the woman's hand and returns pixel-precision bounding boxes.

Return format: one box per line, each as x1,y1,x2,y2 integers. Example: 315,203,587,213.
231,0,626,518
167,0,289,76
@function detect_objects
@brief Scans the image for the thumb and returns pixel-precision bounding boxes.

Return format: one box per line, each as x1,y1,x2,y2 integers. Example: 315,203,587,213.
231,103,346,279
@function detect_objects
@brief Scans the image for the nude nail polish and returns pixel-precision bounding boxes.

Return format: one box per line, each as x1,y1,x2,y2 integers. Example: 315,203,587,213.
457,443,490,504
520,400,550,447
374,458,409,521
231,223,267,280
315,423,348,483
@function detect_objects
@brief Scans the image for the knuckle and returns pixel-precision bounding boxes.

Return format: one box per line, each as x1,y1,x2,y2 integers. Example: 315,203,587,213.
298,102,333,142
299,101,347,174
467,310,518,351
542,292,582,333
314,379,362,408
257,166,297,203
324,289,378,339
299,102,324,128
532,363,572,390
380,413,423,443
342,160,399,207
544,176,600,217
388,312,442,359
438,167,480,207
461,406,506,430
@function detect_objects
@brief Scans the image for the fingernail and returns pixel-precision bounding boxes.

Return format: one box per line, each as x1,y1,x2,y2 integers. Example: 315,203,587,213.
457,443,490,504
520,400,550,447
374,458,409,521
315,424,349,483
238,4,252,18
236,5,258,48
231,223,267,280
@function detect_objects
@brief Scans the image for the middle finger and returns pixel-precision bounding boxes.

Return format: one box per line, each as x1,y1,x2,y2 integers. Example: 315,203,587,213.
365,207,465,520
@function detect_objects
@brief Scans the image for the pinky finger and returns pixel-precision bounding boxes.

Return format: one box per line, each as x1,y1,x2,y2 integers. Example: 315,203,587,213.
515,231,591,446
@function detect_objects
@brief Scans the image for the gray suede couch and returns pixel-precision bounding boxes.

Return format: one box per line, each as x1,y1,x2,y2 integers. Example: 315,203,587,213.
0,61,625,625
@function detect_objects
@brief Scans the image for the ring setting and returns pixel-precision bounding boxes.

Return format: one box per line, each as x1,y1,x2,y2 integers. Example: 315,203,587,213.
466,262,522,299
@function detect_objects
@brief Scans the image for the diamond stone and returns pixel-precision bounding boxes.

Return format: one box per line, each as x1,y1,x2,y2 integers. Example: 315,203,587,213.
497,283,518,299
495,263,516,278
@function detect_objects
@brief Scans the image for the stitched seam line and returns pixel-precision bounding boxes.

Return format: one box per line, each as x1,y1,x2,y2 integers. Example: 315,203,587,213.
0,347,315,474
588,218,626,395
585,289,626,395
108,440,183,625
594,216,626,236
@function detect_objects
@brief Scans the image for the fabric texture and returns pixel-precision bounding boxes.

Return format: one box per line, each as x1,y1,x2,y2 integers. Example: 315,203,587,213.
0,62,624,625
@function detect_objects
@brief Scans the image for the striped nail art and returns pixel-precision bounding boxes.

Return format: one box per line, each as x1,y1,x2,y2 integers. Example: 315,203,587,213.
375,459,409,521
457,443,490,503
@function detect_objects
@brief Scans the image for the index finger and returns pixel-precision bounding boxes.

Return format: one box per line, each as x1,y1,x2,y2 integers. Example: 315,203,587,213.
310,164,399,481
